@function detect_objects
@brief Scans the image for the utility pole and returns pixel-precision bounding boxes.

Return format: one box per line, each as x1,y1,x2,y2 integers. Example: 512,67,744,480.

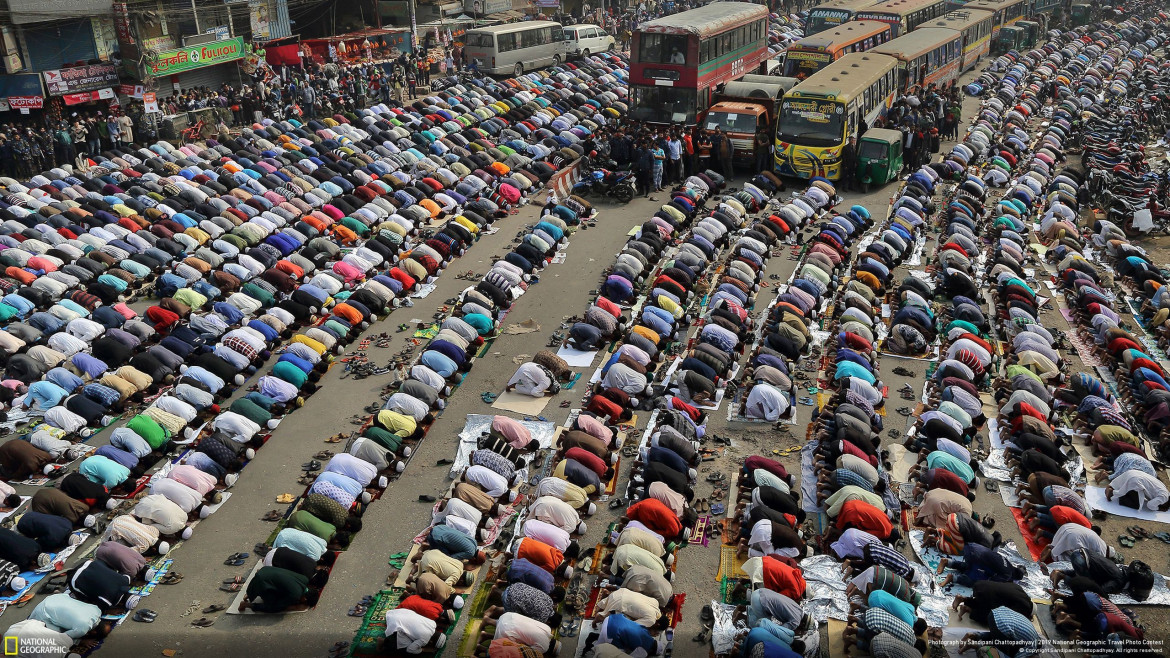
226,0,236,37
191,0,203,33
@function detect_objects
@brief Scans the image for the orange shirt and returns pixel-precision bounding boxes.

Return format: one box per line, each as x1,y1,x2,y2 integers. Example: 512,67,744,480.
517,538,562,573
397,595,444,620
836,499,892,540
761,555,806,600
1050,505,1091,529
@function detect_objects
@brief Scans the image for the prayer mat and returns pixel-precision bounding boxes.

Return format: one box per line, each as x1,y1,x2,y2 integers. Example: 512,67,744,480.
689,514,712,547
715,543,749,583
1009,507,1046,561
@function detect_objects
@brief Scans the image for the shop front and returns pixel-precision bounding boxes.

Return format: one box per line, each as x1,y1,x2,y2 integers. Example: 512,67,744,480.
147,37,248,94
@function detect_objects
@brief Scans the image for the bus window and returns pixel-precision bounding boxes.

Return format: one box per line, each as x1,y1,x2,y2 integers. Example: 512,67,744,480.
701,39,710,63
521,29,538,48
498,32,516,52
640,33,688,63
552,25,564,42
465,33,494,48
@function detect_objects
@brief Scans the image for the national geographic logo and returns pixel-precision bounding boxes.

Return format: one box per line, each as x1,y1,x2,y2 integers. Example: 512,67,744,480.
4,636,70,655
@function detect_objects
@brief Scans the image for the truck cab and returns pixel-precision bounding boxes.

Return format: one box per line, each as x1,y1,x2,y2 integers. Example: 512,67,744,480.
702,78,789,166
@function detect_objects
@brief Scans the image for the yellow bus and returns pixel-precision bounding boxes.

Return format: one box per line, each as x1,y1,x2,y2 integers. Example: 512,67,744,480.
806,0,885,35
920,9,995,71
870,27,964,92
781,20,893,79
854,0,949,36
774,52,899,180
963,0,1029,38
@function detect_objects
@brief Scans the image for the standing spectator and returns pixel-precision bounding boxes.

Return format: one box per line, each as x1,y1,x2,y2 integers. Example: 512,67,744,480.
116,112,134,148
301,84,317,120
94,114,109,149
71,119,88,157
406,67,417,98
53,122,73,167
633,139,652,198
712,126,733,180
682,128,694,177
666,131,682,185
840,135,857,192
697,130,712,173
651,139,665,193
106,114,120,149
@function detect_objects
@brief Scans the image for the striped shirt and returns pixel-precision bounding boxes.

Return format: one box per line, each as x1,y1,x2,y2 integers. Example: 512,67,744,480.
865,544,914,580
1045,485,1086,515
872,566,918,605
989,606,1039,653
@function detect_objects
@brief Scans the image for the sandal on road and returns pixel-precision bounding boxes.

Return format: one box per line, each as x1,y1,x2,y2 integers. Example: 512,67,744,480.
202,604,227,614
161,571,183,585
219,583,242,593
191,617,215,628
132,610,156,623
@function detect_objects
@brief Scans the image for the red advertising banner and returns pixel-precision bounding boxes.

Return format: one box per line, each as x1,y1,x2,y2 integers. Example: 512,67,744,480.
63,91,102,105
6,95,42,109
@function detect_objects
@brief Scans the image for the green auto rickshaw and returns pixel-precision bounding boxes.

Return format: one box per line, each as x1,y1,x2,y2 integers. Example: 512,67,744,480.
857,128,904,192
1071,3,1095,27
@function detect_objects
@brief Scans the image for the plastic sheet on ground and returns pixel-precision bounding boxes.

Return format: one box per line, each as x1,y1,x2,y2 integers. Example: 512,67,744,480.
556,345,598,368
711,599,740,655
980,448,1014,481
799,554,850,622
410,283,437,298
911,529,1069,603
449,414,558,478
1085,485,1170,523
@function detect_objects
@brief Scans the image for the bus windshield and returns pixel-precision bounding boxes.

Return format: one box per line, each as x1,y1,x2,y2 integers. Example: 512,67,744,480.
777,99,844,146
782,52,832,78
631,85,696,123
806,10,851,34
704,111,757,133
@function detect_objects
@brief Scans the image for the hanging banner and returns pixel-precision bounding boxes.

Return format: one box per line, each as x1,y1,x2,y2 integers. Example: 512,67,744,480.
149,37,246,75
143,92,159,114
250,0,272,40
43,63,120,96
117,84,146,98
63,92,97,105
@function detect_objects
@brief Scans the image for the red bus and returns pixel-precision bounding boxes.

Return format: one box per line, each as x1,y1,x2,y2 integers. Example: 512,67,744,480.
629,1,770,125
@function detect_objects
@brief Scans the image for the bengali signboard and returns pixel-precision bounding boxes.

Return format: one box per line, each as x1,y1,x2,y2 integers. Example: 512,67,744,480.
6,96,43,109
149,37,246,76
42,63,120,96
